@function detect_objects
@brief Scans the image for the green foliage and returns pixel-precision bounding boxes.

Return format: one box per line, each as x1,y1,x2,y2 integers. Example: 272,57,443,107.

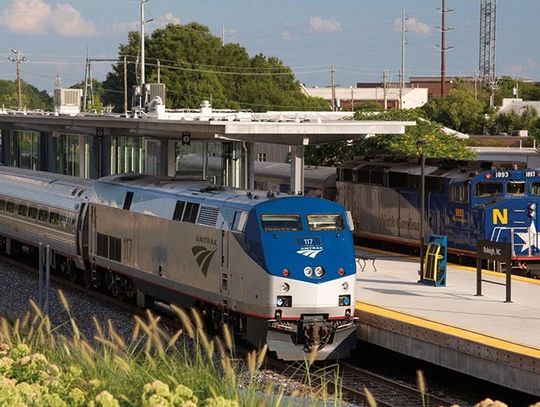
102,23,328,112
422,87,488,134
0,293,345,407
490,106,539,139
304,109,475,167
496,76,540,103
0,80,53,111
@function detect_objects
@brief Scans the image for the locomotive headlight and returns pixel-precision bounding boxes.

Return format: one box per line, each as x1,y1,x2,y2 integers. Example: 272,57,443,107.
341,282,349,291
280,282,290,293
304,266,313,277
314,266,325,277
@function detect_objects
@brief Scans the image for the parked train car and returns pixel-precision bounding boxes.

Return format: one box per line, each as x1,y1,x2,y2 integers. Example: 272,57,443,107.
0,167,357,360
254,161,337,199
336,157,540,276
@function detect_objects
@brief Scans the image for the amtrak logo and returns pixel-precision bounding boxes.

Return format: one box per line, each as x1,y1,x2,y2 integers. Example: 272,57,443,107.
191,246,217,277
296,248,323,259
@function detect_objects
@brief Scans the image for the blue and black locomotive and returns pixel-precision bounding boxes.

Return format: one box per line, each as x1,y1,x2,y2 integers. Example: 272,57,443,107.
337,158,540,276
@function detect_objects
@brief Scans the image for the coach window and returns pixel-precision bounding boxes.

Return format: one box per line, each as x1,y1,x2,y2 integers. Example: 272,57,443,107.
49,212,60,226
261,214,302,231
232,211,248,232
0,200,6,211
38,209,49,222
508,181,525,195
6,202,15,213
18,205,28,217
476,182,503,198
28,207,38,219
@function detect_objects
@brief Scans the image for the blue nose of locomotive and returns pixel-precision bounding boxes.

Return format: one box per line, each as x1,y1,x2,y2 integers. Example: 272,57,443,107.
244,197,356,282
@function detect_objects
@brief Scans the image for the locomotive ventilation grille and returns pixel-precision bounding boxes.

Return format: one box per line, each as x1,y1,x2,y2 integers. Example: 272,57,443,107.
197,206,220,227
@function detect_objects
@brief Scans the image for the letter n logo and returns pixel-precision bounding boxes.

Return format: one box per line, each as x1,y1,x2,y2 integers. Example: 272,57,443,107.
492,209,508,225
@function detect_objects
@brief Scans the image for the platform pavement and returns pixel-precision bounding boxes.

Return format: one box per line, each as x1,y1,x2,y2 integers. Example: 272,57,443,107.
354,248,540,396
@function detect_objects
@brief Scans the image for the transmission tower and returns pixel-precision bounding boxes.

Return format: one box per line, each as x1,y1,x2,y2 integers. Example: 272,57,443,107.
479,0,497,84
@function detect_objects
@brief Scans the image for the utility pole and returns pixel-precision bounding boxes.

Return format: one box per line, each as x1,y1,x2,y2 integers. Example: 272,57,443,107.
222,26,226,46
331,65,336,112
8,49,28,111
82,50,94,112
139,0,153,108
438,0,453,98
350,86,354,112
123,56,128,115
400,8,408,110
383,70,389,110
157,59,161,83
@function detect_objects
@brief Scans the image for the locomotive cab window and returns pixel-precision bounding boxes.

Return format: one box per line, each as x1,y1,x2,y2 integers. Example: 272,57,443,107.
307,214,344,231
475,182,503,198
261,214,302,231
507,181,525,195
531,182,540,196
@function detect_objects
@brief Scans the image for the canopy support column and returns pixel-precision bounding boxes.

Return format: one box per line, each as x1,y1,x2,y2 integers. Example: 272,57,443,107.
290,145,305,195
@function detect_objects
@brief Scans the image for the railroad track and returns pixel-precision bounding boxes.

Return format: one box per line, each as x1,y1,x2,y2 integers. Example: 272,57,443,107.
338,362,454,407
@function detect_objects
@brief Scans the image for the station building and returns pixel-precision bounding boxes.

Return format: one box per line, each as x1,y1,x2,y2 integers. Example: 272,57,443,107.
0,94,414,194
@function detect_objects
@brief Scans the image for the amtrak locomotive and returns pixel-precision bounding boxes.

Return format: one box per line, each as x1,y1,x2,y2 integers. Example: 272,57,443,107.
337,158,540,276
0,167,358,360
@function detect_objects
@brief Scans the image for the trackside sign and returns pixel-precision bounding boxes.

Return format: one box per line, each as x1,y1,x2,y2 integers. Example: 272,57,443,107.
477,240,511,262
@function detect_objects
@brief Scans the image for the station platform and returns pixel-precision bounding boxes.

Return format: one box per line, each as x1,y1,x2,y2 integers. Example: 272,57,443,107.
354,249,540,397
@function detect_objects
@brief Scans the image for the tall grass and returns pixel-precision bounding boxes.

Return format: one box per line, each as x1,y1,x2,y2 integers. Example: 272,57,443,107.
0,290,346,406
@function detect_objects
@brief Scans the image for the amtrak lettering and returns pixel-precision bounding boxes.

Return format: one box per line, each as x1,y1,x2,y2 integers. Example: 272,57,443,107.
196,236,217,246
378,214,420,232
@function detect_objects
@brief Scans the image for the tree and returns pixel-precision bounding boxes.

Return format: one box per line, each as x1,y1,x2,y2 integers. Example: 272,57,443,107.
102,23,329,112
0,80,53,111
304,109,476,167
422,87,488,134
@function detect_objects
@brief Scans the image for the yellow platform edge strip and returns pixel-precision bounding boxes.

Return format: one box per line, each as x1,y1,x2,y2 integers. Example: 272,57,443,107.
356,301,540,359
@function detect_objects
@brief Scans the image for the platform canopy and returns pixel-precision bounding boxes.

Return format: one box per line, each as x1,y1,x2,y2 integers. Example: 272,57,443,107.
0,111,415,146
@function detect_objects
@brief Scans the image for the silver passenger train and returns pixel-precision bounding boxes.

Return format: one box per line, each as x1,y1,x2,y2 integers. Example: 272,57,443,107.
0,167,358,360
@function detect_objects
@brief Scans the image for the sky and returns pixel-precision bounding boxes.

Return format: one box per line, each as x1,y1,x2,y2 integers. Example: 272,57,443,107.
0,0,538,94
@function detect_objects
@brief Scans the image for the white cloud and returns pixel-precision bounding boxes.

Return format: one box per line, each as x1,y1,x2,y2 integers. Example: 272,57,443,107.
1,0,51,33
505,57,537,78
281,30,293,41
308,16,342,33
51,3,96,37
394,17,431,36
0,0,96,36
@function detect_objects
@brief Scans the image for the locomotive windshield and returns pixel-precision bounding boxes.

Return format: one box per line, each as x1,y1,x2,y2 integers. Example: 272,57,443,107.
307,214,344,231
507,181,525,195
475,182,503,197
531,182,540,196
261,214,302,231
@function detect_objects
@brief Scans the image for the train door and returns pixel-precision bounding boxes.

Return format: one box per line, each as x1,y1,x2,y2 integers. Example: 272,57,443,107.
220,227,230,297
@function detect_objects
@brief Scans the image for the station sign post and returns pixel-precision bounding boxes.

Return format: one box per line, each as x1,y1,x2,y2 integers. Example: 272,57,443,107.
476,240,512,303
